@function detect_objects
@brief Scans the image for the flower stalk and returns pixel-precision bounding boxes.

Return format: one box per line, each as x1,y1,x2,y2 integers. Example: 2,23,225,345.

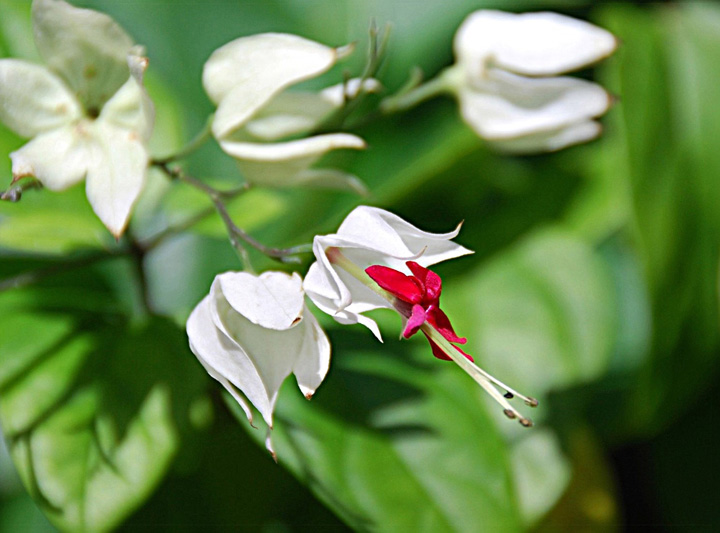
154,162,311,266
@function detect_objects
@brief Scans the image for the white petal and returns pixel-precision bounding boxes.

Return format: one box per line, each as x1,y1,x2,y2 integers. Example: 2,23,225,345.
488,120,602,153
292,309,331,398
216,271,304,331
289,169,368,195
335,205,473,267
32,0,134,110
99,49,154,142
244,92,336,141
221,134,366,188
303,206,473,338
304,249,389,341
0,59,81,137
203,33,342,138
208,278,328,428
458,69,611,140
455,10,617,77
186,294,265,425
319,78,382,107
10,124,90,190
221,133,365,162
244,78,380,141
84,122,148,237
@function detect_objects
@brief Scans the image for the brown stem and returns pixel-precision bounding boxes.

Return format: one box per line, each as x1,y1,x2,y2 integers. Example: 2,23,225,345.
153,162,311,264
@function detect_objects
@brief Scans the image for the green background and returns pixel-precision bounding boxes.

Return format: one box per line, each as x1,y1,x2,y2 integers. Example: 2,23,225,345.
1,0,719,531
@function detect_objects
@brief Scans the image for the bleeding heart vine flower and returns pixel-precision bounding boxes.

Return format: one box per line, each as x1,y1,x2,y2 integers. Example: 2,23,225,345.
187,270,330,457
365,260,473,363
445,10,617,153
202,33,368,192
0,0,154,237
303,205,537,425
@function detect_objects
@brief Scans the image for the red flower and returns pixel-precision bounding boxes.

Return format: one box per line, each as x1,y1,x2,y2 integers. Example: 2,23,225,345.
365,261,473,362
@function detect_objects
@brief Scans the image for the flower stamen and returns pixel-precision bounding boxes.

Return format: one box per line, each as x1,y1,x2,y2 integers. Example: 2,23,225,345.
326,246,537,426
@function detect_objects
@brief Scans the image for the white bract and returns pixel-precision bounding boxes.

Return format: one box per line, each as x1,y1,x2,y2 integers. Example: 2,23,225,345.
202,33,369,192
187,270,330,450
0,0,154,236
446,10,617,153
303,205,473,340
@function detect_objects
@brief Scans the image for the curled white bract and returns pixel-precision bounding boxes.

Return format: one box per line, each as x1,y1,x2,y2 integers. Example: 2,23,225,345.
303,206,473,340
202,33,372,192
448,10,617,153
0,0,154,236
186,271,330,432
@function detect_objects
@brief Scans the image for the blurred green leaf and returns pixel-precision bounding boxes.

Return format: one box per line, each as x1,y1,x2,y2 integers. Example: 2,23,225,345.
447,228,616,398
510,430,571,527
0,280,207,532
598,3,720,435
232,333,523,533
535,429,618,532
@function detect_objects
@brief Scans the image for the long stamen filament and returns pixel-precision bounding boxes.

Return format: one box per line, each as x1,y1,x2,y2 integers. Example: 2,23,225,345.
326,247,536,426
421,323,533,426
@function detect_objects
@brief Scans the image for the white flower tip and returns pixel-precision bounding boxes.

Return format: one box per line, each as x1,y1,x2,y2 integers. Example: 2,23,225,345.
335,42,356,60
108,220,129,239
456,10,618,77
128,46,149,81
265,430,278,462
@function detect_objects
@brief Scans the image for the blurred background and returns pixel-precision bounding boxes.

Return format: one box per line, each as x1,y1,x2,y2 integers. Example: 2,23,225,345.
1,0,719,531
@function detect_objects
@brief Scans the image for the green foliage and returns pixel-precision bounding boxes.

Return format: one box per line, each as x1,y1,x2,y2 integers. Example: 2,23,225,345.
1,0,719,531
237,336,524,533
0,261,208,532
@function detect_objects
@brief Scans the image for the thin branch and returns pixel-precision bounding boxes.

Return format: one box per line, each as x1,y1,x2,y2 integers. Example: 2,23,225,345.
153,162,311,265
209,195,310,264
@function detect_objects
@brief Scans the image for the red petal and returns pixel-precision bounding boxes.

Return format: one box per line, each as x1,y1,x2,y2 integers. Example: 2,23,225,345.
407,261,442,303
422,332,475,362
366,265,423,304
423,332,452,361
427,307,466,344
453,344,475,362
402,304,426,338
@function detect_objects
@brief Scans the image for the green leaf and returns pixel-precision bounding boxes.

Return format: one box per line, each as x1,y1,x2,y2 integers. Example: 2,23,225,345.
510,430,571,527
0,301,207,532
232,334,523,533
446,228,616,398
597,3,720,434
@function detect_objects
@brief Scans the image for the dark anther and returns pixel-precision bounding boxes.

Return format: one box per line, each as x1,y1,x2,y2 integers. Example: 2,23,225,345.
519,418,533,428
503,392,514,399
525,397,539,408
503,409,516,419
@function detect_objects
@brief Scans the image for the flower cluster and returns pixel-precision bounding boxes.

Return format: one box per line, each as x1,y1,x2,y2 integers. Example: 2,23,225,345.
0,1,618,454
201,33,373,192
446,10,618,152
189,206,538,453
0,0,154,236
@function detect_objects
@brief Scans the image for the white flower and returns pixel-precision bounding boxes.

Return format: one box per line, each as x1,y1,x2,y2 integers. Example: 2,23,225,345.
303,205,473,340
202,33,368,192
303,205,538,426
447,10,617,153
186,270,331,447
0,0,154,237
